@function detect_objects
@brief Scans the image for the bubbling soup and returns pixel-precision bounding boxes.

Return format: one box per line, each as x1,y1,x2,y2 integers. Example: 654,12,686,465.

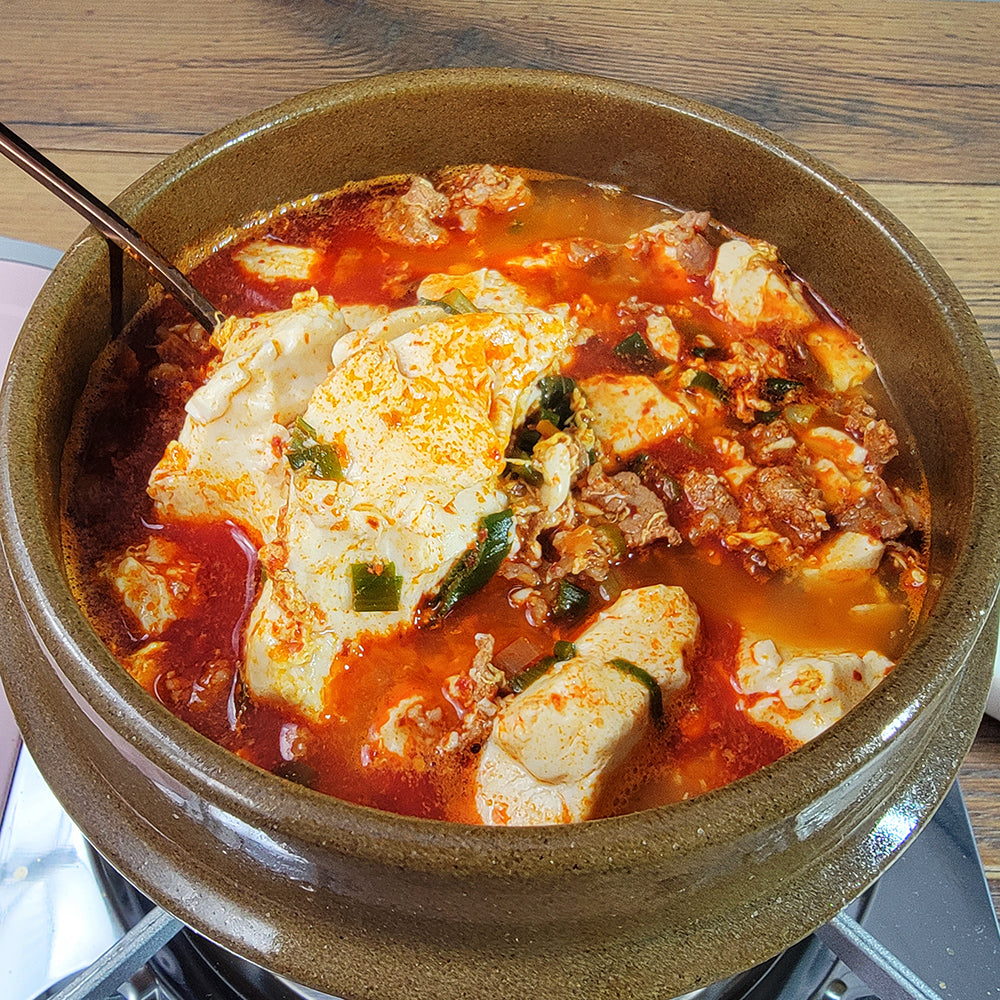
62,166,928,824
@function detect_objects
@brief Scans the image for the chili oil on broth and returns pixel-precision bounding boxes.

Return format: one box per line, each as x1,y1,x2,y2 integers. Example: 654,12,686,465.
59,166,929,825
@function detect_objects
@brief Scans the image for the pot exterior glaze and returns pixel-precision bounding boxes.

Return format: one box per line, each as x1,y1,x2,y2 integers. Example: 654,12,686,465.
2,70,999,999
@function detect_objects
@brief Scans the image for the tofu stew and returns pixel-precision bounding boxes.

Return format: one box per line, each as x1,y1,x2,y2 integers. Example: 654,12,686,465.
62,166,929,825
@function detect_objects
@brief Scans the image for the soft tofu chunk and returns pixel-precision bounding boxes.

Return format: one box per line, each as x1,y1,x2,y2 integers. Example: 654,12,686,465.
800,530,885,587
738,635,893,744
148,291,348,544
244,308,578,717
233,240,321,284
579,374,691,459
102,536,200,636
805,325,876,392
709,239,816,331
644,314,682,362
801,425,868,475
417,267,537,314
331,303,448,365
475,585,699,825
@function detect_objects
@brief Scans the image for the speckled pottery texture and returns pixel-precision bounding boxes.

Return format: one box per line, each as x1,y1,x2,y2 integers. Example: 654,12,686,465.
2,69,999,1000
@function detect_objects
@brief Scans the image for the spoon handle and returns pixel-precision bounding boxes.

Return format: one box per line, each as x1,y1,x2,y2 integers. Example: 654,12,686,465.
0,121,222,331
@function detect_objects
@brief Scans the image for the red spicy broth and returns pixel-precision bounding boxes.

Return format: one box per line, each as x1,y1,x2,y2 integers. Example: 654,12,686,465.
61,167,928,823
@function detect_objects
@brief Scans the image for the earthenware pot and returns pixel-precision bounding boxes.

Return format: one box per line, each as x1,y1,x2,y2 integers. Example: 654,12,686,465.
2,69,998,999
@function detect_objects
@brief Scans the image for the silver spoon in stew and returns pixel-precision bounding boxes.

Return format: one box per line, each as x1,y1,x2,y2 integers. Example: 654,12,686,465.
0,121,222,331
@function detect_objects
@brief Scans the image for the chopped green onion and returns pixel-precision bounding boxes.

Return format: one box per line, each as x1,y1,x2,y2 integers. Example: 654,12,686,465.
287,417,343,480
511,641,577,693
351,561,403,612
689,369,728,401
553,640,577,662
608,657,663,723
754,408,782,425
516,426,543,453
552,579,590,621
418,288,479,315
614,331,662,375
505,450,544,486
511,657,554,692
425,509,513,623
690,344,720,360
595,522,627,558
763,377,804,401
538,375,577,429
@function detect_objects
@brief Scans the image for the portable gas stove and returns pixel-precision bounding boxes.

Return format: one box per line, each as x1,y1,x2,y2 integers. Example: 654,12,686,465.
2,741,999,1000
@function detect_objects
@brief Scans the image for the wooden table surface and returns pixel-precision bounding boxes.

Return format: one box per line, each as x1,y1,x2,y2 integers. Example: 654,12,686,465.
2,0,999,920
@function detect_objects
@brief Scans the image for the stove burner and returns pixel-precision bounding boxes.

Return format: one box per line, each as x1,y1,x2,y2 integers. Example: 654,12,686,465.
3,747,998,1000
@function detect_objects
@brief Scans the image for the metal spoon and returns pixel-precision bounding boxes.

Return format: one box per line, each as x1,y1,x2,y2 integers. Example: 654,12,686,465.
0,121,223,331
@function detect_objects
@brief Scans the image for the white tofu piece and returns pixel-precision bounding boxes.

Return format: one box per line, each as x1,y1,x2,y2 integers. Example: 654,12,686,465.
737,635,893,744
800,530,885,587
233,240,320,284
148,291,348,544
244,308,578,717
805,325,876,392
579,374,691,458
331,303,450,366
644,314,681,362
102,536,200,636
417,267,538,314
801,425,868,475
340,303,389,332
475,585,699,826
709,239,816,331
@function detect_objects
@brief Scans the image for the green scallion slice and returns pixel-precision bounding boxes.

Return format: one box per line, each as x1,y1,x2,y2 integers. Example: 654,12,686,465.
511,640,578,693
689,369,728,401
425,509,514,623
418,288,479,315
763,377,804,402
287,417,343,480
537,374,577,429
351,561,403,612
552,580,590,621
608,657,663,723
511,656,555,692
614,331,662,375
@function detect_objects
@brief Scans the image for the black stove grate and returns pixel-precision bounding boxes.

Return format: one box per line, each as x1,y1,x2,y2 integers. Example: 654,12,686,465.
3,746,998,1000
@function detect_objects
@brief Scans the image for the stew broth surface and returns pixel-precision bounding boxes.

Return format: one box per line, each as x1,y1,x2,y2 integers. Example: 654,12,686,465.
62,168,927,823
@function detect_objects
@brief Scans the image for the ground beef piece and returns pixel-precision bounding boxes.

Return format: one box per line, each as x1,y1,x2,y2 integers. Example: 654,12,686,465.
743,418,798,465
439,633,505,754
842,398,899,468
577,467,681,549
681,468,741,543
743,465,829,547
672,211,715,276
375,176,449,247
833,477,910,539
444,164,532,213
862,419,898,468
626,210,714,277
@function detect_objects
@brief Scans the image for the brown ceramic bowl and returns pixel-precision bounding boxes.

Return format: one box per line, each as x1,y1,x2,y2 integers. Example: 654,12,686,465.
2,69,999,999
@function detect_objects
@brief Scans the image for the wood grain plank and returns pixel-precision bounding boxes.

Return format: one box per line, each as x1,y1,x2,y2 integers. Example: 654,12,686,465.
863,181,1000,352
1,0,996,182
0,150,163,251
